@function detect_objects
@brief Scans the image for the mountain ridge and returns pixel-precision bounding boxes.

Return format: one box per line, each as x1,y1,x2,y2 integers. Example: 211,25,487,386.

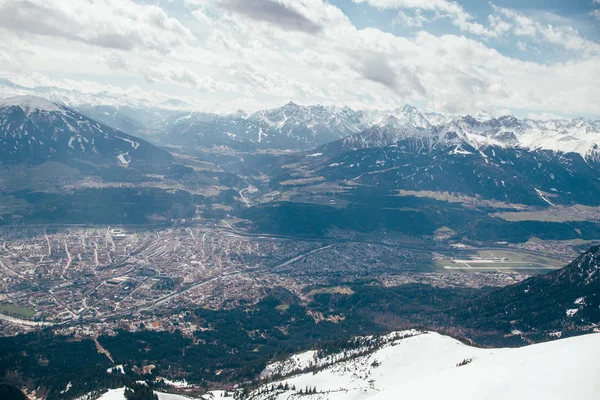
3,86,599,156
0,95,173,172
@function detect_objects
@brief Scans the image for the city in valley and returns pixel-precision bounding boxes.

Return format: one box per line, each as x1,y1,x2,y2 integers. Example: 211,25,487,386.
0,220,574,338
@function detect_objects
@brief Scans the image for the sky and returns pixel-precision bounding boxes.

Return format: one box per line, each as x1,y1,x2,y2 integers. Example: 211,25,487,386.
0,0,599,118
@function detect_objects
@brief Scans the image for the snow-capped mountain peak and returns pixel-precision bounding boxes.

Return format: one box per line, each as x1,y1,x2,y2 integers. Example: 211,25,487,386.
0,95,64,116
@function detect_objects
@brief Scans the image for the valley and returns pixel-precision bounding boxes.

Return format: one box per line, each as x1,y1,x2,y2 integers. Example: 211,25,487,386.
2,0,599,398
0,94,599,400
0,222,559,337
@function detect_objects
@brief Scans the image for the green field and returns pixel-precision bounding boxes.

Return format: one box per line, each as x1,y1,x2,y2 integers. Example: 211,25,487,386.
0,194,31,213
275,304,290,312
306,286,355,298
0,304,36,319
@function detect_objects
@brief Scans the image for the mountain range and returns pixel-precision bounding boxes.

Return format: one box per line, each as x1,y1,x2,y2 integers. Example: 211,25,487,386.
2,93,600,227
2,80,600,158
156,103,600,158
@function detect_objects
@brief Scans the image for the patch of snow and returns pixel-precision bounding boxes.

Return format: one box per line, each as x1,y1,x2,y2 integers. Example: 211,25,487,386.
107,365,125,374
449,146,474,155
534,188,555,206
566,308,579,317
115,135,140,150
60,381,72,394
117,152,131,165
161,378,191,388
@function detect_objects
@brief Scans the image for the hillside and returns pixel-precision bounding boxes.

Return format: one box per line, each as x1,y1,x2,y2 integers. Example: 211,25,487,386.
250,330,600,400
2,246,600,399
452,245,600,341
0,96,172,173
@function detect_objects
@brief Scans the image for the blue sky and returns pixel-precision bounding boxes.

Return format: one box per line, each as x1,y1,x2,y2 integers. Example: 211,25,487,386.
0,0,598,118
333,0,600,60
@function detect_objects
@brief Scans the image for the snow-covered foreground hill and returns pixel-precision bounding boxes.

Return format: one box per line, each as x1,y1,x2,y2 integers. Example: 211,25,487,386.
94,330,600,400
256,330,600,400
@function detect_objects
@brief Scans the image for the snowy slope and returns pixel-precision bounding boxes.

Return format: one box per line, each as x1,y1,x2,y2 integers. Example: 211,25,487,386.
254,330,600,400
0,78,195,111
0,95,171,168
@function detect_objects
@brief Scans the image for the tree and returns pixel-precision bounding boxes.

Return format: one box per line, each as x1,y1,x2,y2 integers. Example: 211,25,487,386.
124,383,158,400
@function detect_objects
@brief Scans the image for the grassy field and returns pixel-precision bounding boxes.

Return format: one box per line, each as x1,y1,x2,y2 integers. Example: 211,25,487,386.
306,286,355,298
0,304,36,319
0,194,31,213
275,304,290,312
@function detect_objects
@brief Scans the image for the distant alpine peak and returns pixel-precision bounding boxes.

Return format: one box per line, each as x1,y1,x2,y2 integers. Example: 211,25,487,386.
0,95,64,116
340,109,600,158
398,104,418,113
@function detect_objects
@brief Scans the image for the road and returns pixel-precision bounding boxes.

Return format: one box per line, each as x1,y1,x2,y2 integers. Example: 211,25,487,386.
270,244,335,271
238,187,251,207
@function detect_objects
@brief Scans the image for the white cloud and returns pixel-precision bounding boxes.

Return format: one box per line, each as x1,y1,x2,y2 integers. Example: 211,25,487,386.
590,9,600,20
354,0,497,37
99,52,131,71
526,111,565,121
488,13,512,36
142,64,235,93
0,0,598,118
491,5,600,55
0,0,195,54
216,0,323,34
395,10,428,27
